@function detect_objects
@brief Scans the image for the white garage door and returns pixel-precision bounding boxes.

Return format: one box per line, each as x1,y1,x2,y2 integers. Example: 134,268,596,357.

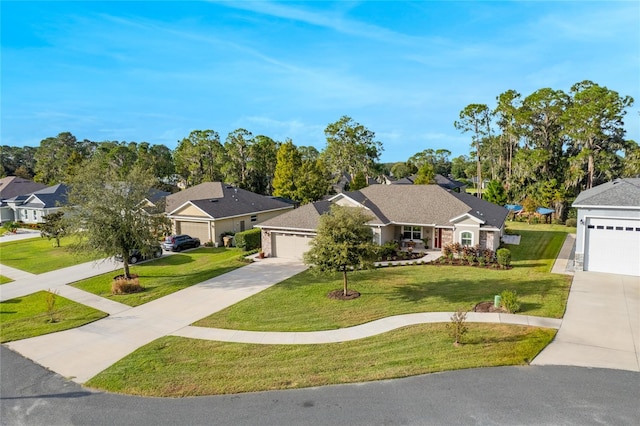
176,221,209,243
584,218,640,276
272,233,313,260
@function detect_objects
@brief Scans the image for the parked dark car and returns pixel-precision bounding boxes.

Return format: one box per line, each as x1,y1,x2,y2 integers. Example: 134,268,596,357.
115,245,163,264
162,234,201,252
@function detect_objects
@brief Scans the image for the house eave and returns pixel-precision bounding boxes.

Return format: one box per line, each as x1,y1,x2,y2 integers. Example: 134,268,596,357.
572,204,640,210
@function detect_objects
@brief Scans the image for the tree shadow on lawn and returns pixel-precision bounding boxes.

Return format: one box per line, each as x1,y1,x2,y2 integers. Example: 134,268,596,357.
388,276,561,307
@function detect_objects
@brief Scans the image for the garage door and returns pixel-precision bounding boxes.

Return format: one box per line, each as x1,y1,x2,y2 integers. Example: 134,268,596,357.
584,218,640,276
176,221,209,243
272,233,313,260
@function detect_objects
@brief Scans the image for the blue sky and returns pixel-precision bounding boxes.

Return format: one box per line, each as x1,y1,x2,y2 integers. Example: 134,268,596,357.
2,1,638,163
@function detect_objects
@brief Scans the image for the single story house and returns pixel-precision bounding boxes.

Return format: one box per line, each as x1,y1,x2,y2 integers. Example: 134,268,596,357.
258,184,509,260
573,178,640,277
3,184,68,224
165,182,295,245
0,176,47,223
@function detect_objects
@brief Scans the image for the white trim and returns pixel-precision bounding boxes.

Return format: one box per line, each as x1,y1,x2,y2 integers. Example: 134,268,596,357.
573,204,640,210
460,230,473,246
168,201,212,217
449,212,485,224
257,225,316,233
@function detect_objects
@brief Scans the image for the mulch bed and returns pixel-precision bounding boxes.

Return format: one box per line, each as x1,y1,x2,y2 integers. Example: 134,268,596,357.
327,289,361,300
473,301,507,313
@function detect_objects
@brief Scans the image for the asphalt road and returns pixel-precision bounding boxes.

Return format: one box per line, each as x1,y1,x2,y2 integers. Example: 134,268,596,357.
1,346,638,426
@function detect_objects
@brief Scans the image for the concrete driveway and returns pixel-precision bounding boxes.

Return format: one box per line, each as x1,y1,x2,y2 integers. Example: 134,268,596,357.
532,271,640,371
6,258,307,383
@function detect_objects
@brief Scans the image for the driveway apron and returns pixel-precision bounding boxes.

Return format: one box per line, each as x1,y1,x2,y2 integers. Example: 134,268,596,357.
6,258,307,383
532,271,640,371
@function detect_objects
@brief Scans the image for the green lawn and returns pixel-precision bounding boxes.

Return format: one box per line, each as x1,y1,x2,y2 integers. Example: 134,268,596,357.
86,324,556,397
0,275,13,285
196,224,573,332
0,235,99,274
72,248,248,307
0,291,108,343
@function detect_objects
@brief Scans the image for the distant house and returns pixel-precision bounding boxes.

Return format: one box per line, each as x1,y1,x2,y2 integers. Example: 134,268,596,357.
258,184,508,260
573,178,640,277
4,184,68,224
165,182,295,245
0,177,47,223
390,174,466,192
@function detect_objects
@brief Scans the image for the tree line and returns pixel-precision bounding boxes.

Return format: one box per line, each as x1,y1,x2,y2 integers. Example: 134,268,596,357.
1,80,637,214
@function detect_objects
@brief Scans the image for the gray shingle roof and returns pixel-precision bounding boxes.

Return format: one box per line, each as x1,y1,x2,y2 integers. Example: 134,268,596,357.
573,178,640,208
167,182,293,218
0,177,47,200
28,184,68,208
259,185,508,231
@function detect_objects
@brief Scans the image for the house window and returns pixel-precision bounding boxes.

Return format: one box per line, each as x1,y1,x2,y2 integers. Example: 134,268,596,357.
32,210,37,220
402,226,421,240
460,231,473,246
250,215,257,222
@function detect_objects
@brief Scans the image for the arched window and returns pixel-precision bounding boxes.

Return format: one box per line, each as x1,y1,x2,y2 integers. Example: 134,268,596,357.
460,231,473,246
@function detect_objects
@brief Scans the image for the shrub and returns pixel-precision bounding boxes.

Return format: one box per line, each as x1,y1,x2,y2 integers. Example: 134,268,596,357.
500,289,521,313
204,240,214,247
565,218,577,228
442,244,453,259
496,248,511,268
378,241,399,260
234,228,261,251
446,308,468,346
44,289,59,323
112,275,144,294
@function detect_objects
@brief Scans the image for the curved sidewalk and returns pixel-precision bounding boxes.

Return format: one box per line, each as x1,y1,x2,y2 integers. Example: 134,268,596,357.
172,312,561,344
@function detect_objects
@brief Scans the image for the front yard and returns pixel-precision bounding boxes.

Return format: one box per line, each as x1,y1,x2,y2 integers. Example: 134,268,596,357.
0,235,99,274
87,223,572,396
71,247,248,306
195,223,573,331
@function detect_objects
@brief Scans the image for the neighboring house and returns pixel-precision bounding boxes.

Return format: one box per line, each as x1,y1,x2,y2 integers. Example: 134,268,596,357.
258,184,509,260
4,184,68,224
165,182,295,245
573,178,640,277
0,176,47,223
391,174,466,192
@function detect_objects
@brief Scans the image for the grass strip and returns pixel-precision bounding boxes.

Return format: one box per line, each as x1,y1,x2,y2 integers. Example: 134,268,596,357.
0,291,107,342
86,324,555,397
72,248,248,307
0,275,13,284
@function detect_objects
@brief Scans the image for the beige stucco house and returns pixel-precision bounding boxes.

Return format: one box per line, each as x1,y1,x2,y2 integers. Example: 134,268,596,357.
258,185,509,260
165,182,295,245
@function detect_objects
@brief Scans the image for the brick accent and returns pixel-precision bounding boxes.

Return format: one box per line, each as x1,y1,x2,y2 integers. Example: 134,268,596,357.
441,229,453,246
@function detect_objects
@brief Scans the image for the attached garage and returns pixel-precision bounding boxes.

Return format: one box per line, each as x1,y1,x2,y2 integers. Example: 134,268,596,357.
584,218,640,276
573,178,640,277
271,233,314,260
175,221,209,243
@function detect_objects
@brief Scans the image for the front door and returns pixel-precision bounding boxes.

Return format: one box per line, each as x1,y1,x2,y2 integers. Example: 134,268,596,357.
240,220,246,232
435,228,442,249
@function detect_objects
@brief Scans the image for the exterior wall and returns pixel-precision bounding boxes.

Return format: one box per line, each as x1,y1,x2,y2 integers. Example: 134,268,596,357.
14,207,59,224
575,207,640,270
212,209,293,245
453,224,480,247
379,225,396,245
